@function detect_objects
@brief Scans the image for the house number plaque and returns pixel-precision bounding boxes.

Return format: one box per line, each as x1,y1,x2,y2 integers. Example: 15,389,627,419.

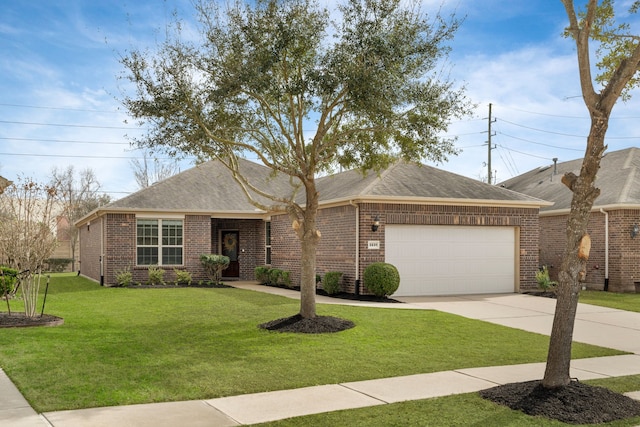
367,240,380,250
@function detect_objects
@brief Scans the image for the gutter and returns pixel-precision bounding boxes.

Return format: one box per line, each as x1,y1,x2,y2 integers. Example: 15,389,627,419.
599,208,609,291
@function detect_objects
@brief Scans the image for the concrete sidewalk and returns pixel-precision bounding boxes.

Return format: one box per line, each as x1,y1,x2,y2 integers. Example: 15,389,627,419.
2,290,640,426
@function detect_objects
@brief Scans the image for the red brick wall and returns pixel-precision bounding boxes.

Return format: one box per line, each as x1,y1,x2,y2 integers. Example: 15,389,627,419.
608,209,640,292
270,202,541,294
99,214,214,285
540,209,640,293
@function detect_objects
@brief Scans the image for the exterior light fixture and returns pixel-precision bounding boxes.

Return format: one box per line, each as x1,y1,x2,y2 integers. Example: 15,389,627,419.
632,224,639,239
371,215,380,232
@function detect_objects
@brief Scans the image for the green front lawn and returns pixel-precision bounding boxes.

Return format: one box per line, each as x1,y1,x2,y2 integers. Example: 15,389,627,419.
580,290,640,312
0,274,626,412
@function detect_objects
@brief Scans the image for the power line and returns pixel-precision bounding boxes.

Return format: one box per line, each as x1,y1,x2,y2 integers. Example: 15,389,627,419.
496,144,555,161
0,152,185,160
0,119,142,130
0,103,121,114
498,132,584,151
0,137,130,145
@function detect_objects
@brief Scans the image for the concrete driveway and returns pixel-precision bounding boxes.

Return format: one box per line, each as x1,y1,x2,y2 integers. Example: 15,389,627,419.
395,293,640,354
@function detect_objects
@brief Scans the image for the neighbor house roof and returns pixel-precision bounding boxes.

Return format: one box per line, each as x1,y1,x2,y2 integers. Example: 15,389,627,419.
500,147,640,214
77,157,550,226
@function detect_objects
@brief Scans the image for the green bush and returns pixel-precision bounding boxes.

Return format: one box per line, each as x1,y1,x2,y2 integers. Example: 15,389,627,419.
322,271,343,295
254,266,271,284
200,254,230,284
147,265,165,285
0,266,18,295
45,258,73,273
281,270,292,288
363,262,400,297
114,267,133,287
174,269,192,285
535,266,557,291
268,268,283,286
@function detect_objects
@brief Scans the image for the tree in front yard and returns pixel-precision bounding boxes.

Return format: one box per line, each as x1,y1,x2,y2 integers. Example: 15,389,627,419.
543,0,640,388
49,166,111,272
0,176,58,317
119,0,472,322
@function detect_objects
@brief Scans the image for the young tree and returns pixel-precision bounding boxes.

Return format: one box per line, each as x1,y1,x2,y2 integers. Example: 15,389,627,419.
130,150,182,189
120,0,472,320
543,0,640,388
0,177,58,317
50,166,111,272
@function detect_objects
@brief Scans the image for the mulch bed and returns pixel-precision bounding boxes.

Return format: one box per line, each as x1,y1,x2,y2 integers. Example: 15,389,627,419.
0,312,64,328
259,314,355,333
480,380,640,424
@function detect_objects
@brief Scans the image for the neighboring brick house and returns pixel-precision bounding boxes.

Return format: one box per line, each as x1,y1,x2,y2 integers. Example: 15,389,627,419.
77,158,548,296
501,147,640,293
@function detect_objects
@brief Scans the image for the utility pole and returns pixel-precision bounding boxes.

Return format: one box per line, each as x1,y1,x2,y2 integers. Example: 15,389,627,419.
486,103,496,184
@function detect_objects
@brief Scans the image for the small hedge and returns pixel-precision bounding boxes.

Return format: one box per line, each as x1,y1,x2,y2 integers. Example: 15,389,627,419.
0,266,18,295
363,262,400,297
255,266,270,284
322,271,343,295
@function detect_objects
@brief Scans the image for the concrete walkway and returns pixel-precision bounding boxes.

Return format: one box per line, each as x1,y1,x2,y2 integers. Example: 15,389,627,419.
2,285,640,426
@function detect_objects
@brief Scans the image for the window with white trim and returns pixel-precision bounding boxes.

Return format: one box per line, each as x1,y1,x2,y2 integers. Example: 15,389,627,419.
136,219,183,266
265,221,271,265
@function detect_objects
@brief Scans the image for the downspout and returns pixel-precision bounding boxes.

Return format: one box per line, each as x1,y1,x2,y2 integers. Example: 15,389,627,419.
599,208,609,291
350,200,360,295
100,217,105,286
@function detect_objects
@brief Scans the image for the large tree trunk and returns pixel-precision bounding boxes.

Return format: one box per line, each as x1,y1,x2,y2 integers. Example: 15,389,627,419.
296,181,320,319
542,113,608,388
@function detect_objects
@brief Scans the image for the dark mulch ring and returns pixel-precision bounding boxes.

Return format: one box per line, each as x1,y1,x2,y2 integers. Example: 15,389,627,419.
480,380,640,424
259,314,355,334
0,312,64,328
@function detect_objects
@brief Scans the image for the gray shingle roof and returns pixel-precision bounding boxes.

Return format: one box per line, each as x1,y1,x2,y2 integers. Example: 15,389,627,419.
316,161,547,204
93,158,547,221
105,158,292,213
500,147,640,212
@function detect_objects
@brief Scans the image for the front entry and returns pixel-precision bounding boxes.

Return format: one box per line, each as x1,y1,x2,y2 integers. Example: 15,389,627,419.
221,230,239,278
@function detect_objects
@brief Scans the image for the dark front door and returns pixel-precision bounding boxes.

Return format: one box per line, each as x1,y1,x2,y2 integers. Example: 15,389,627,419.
221,230,239,277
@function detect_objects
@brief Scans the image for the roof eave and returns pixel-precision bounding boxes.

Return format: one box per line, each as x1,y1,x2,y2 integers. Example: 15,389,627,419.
319,195,552,209
541,203,640,217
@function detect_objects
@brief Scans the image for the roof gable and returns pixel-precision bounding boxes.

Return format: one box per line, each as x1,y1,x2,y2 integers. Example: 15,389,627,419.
500,147,640,212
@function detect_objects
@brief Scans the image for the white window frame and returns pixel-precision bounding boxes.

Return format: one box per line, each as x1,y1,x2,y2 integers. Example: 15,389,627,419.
136,216,184,266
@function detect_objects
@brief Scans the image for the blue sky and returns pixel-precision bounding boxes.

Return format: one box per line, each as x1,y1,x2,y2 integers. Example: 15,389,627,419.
1,0,639,198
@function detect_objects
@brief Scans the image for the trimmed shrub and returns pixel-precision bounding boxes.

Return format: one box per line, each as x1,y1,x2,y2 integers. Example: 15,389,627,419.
0,266,18,295
254,266,271,284
281,270,292,288
200,254,230,284
45,258,73,272
114,267,133,287
174,269,192,285
268,268,283,286
322,271,343,295
147,265,165,285
363,262,400,297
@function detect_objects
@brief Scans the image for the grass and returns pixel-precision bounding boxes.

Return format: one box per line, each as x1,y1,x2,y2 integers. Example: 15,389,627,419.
253,375,640,426
580,290,640,312
0,274,628,413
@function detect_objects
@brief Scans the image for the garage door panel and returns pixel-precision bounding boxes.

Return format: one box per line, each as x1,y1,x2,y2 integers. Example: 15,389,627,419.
385,225,516,296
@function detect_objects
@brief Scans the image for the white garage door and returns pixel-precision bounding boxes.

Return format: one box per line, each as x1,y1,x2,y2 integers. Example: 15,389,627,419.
385,225,516,296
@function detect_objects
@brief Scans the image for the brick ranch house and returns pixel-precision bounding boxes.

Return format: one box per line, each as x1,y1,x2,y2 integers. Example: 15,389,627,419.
501,147,640,293
76,159,549,296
